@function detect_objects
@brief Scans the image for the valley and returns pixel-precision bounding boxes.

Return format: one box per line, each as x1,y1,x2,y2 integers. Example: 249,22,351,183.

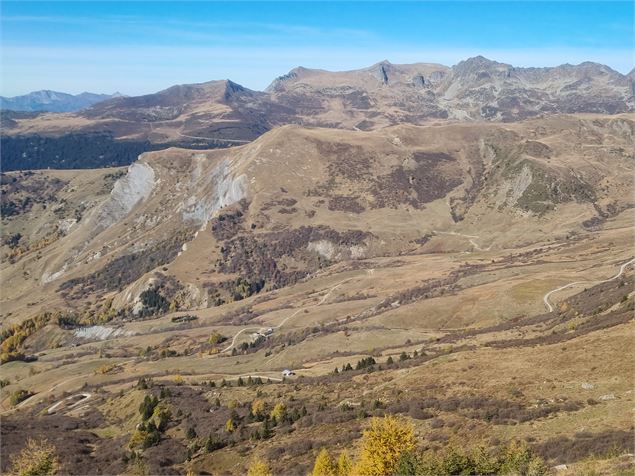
1,108,633,474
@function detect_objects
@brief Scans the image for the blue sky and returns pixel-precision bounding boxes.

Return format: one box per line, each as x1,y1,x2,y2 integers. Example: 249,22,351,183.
1,1,633,96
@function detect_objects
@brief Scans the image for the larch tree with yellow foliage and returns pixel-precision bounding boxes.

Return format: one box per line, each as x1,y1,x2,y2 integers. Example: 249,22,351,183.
311,448,336,476
270,402,286,423
336,450,353,476
251,398,266,418
247,457,272,476
353,415,416,476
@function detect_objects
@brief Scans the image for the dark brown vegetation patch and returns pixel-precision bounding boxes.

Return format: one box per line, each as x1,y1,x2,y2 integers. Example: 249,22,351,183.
59,228,196,298
371,152,462,209
210,200,248,240
533,429,634,464
0,413,125,476
0,171,67,217
386,395,583,425
213,226,372,296
328,196,366,213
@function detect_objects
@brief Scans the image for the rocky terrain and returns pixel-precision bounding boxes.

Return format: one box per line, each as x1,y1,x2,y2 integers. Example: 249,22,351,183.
1,107,634,474
267,57,634,127
2,56,634,170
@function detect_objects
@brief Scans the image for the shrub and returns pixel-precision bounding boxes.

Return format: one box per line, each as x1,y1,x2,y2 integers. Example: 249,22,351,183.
204,434,225,453
395,440,549,476
209,331,226,345
247,457,272,476
8,438,60,476
10,389,32,407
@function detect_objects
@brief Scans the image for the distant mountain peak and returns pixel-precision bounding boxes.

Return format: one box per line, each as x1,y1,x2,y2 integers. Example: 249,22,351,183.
0,90,120,112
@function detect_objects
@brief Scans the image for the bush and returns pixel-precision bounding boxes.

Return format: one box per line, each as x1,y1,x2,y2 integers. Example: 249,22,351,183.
8,438,60,476
10,389,32,407
392,440,549,476
208,331,226,345
138,395,159,420
247,457,272,476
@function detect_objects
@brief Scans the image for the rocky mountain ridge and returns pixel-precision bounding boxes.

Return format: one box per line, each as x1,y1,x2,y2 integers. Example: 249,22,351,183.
4,56,633,148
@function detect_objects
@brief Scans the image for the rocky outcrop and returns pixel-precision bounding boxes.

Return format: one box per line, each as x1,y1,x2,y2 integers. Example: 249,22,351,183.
95,162,156,230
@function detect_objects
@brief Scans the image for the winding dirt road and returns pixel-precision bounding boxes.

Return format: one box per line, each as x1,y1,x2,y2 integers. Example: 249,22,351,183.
177,131,251,144
543,257,635,312
221,277,354,354
432,230,491,252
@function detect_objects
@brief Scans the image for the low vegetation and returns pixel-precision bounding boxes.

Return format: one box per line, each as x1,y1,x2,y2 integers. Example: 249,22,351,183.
7,438,60,476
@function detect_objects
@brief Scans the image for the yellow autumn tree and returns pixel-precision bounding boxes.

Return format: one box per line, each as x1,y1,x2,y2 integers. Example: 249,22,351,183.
8,438,60,476
353,415,416,476
312,448,336,476
247,457,272,476
225,418,235,433
336,450,353,476
270,402,286,423
251,398,266,417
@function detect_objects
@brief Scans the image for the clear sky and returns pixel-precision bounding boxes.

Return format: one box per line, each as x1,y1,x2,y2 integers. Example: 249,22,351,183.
1,1,633,96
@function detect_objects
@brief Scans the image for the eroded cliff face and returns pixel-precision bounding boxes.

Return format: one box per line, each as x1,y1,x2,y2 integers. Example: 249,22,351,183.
96,162,156,229
39,162,157,284
181,159,248,225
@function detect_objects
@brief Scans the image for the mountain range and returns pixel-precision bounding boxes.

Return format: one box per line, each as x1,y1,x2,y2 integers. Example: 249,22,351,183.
3,56,633,172
0,90,122,113
4,56,634,141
